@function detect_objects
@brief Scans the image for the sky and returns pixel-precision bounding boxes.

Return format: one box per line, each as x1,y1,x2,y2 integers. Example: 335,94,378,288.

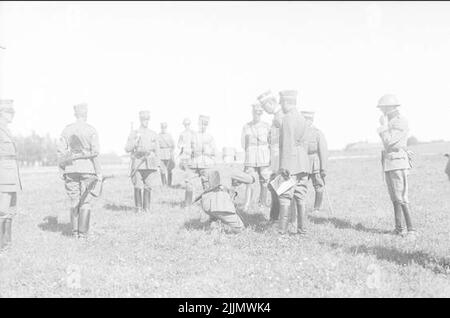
1,1,450,154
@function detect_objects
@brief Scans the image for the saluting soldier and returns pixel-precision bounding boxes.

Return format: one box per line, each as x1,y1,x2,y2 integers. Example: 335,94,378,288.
0,100,21,251
376,94,415,237
195,166,256,233
301,111,328,213
177,118,195,170
184,115,216,207
264,90,310,236
57,103,102,238
158,122,175,187
125,110,161,213
241,102,271,212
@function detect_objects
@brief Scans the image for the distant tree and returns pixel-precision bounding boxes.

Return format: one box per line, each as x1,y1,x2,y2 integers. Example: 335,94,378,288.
407,136,419,146
15,131,58,166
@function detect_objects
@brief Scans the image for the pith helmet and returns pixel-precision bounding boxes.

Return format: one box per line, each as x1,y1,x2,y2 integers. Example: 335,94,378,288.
199,115,210,124
257,90,277,105
73,103,88,115
139,110,150,119
279,90,298,104
0,99,14,111
377,94,400,108
183,118,191,125
301,110,315,120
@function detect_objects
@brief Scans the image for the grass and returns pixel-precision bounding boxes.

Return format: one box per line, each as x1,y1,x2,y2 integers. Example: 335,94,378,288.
0,152,449,297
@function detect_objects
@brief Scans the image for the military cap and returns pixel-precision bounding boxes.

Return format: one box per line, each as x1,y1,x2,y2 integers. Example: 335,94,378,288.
301,110,315,120
183,118,191,125
139,110,150,119
257,90,277,105
377,94,400,108
0,99,14,111
73,102,88,114
160,122,168,128
252,101,263,113
279,90,298,104
199,115,210,124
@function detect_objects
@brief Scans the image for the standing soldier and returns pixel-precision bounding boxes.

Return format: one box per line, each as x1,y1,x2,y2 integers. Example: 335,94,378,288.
158,122,175,187
301,111,328,213
241,102,271,212
125,110,161,213
184,115,216,207
0,100,21,251
263,90,310,236
57,103,102,238
376,94,415,237
178,118,195,170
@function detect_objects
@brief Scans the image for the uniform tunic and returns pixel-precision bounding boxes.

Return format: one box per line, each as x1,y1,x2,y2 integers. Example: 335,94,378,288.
158,132,175,175
190,131,216,169
304,125,328,191
378,112,411,204
125,126,161,189
178,129,195,166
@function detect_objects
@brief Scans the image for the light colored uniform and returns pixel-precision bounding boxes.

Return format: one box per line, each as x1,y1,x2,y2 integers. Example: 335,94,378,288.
304,125,328,192
125,127,161,189
158,132,175,180
178,128,195,168
188,131,216,190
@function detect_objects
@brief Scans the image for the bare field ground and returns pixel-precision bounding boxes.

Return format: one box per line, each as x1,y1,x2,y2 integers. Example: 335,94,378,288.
0,152,449,297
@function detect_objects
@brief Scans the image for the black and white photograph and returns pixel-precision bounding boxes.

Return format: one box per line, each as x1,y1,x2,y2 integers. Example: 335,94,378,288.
0,0,449,301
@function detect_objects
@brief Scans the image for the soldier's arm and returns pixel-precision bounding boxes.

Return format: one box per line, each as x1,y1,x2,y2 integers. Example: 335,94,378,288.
230,168,255,185
154,134,162,166
124,130,137,153
272,110,283,128
317,130,329,172
241,125,247,150
378,118,408,149
90,129,102,175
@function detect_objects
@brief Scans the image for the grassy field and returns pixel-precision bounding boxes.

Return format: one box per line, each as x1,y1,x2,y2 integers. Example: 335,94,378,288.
0,152,449,298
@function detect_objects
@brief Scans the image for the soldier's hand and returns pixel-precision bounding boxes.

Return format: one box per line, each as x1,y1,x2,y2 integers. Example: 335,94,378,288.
96,173,103,181
279,168,290,180
379,115,387,126
320,170,326,179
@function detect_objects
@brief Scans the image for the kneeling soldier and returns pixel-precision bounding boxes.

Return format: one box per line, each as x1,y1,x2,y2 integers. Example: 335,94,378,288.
376,94,415,237
0,100,21,251
57,103,102,238
195,167,255,233
125,110,161,213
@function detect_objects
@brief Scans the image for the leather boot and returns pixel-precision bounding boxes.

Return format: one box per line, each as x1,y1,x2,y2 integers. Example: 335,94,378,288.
161,173,167,186
134,188,143,213
313,191,324,212
4,218,12,246
168,171,173,187
78,208,91,238
259,183,269,207
296,201,307,236
269,188,279,221
70,207,79,237
278,204,290,235
289,200,297,232
401,203,415,233
243,185,253,212
0,217,6,251
393,202,405,235
184,189,193,207
143,189,152,213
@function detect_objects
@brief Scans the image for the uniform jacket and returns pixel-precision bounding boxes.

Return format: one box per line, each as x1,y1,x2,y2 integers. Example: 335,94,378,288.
190,131,216,169
178,129,195,160
304,125,328,173
0,123,21,192
275,108,309,175
57,120,101,174
201,167,254,213
125,126,161,171
269,110,283,172
241,120,271,167
158,132,175,160
378,112,411,172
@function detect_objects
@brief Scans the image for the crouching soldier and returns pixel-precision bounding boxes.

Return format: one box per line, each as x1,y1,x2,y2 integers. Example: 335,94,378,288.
125,110,161,213
376,94,416,237
195,167,256,233
0,100,21,251
57,103,102,238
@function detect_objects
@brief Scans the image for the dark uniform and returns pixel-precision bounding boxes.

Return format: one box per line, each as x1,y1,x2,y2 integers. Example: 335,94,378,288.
125,110,161,213
197,166,255,233
377,94,415,236
301,111,328,212
57,103,102,238
0,100,21,251
158,122,175,186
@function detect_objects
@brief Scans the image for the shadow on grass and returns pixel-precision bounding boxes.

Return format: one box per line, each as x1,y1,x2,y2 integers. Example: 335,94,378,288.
309,215,391,235
38,216,72,236
349,244,450,275
159,199,185,208
103,203,135,212
183,218,212,231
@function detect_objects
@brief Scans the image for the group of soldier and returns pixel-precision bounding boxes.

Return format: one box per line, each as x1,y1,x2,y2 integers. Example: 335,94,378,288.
0,89,417,252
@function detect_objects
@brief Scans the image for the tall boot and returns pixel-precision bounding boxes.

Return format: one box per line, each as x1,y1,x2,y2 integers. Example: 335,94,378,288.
0,217,7,251
269,188,279,221
259,183,269,207
184,188,193,208
4,218,12,246
243,185,253,213
70,207,79,237
168,170,173,187
313,191,324,212
401,203,415,234
143,189,152,213
278,204,290,235
393,202,404,235
296,201,307,235
161,173,167,186
134,188,143,213
78,207,91,238
289,200,297,232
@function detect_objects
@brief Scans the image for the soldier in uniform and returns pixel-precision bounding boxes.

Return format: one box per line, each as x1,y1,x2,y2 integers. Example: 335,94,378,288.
125,110,161,213
57,103,102,238
195,166,256,233
263,90,310,236
301,111,328,213
177,118,195,170
0,100,21,251
158,122,175,187
376,94,415,237
241,102,271,212
184,115,216,207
